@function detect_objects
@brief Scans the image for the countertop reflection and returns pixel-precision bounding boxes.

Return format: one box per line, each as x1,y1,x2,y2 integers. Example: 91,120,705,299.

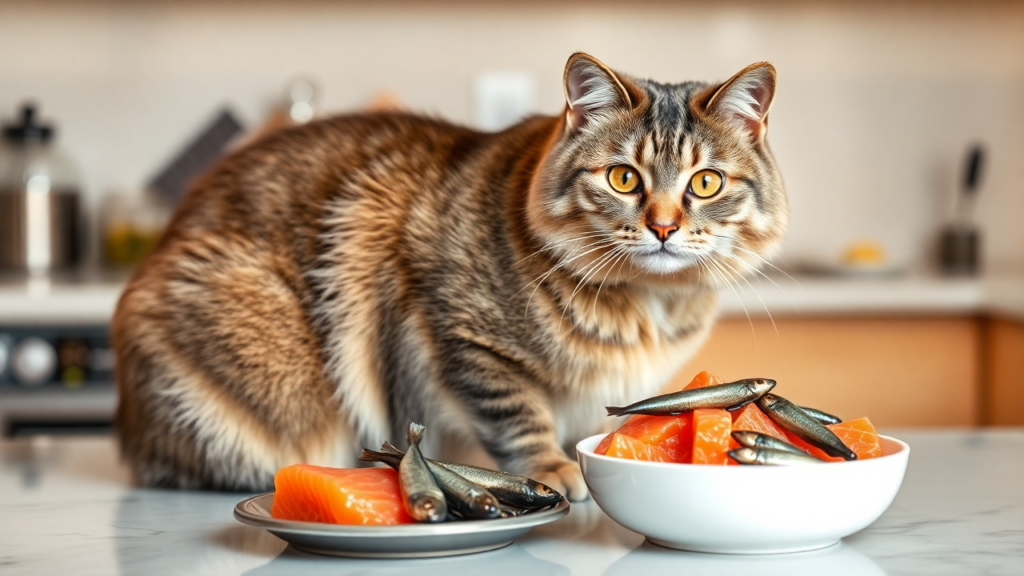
1,430,1022,575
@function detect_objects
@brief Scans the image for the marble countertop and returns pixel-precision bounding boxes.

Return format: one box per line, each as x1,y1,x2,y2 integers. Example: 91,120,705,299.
2,272,1024,325
1,430,1022,575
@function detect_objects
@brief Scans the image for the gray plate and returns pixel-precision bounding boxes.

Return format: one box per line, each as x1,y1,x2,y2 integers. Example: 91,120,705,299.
234,492,570,558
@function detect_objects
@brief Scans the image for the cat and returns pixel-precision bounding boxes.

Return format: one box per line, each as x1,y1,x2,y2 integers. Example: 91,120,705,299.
112,52,787,500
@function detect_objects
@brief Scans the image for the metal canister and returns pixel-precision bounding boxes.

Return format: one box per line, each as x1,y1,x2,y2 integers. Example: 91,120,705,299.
0,104,82,274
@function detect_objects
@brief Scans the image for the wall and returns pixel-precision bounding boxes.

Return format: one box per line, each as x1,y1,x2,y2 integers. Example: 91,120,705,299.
2,0,1023,271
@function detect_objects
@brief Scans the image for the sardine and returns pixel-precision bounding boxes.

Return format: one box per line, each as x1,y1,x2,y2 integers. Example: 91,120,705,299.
757,394,856,460
422,458,502,520
730,431,808,456
797,405,842,425
379,442,563,509
606,378,776,416
728,446,825,466
499,504,529,518
361,447,502,520
398,423,447,522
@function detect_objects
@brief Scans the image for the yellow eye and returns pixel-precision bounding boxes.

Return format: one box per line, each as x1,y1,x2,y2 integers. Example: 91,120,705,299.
607,165,641,193
690,169,724,198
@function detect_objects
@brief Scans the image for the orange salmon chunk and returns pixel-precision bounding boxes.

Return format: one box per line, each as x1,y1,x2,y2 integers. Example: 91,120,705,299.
782,430,843,462
603,433,674,462
691,409,732,465
827,417,882,459
596,414,693,463
683,370,724,390
730,403,788,442
271,464,414,525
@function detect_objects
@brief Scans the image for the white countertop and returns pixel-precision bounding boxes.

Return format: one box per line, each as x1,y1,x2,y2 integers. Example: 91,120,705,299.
1,272,1022,325
0,431,1022,575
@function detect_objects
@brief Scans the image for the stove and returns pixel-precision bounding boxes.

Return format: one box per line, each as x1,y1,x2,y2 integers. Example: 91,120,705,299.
0,324,116,437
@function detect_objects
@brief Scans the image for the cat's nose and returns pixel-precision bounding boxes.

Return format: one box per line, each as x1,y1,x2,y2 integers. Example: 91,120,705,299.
648,222,679,242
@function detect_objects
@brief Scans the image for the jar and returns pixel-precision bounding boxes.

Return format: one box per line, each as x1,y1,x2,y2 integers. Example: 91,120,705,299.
0,104,83,274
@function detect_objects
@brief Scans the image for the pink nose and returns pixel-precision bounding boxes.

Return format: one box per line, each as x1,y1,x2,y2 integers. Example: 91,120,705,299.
648,222,679,242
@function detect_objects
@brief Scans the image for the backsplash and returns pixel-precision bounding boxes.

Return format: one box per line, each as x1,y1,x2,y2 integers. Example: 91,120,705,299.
1,0,1022,272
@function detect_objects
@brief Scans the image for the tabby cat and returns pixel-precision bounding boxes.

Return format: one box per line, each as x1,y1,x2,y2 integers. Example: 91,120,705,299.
113,53,787,499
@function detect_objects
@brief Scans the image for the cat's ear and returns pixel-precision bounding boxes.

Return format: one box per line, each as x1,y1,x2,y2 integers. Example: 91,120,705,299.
706,62,776,143
563,52,634,131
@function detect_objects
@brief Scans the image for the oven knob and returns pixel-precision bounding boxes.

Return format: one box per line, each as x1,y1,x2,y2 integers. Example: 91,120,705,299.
11,337,57,387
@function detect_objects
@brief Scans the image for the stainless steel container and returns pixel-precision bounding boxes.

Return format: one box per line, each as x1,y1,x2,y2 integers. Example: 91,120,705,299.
0,105,82,273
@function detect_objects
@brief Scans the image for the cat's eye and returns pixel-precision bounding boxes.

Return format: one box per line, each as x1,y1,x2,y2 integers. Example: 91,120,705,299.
689,169,725,198
607,165,642,193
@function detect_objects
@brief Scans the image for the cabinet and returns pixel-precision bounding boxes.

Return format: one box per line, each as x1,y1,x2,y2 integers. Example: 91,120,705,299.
672,317,989,427
984,319,1024,425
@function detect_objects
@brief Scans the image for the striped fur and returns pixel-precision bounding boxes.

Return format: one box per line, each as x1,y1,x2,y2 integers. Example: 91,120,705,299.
113,53,787,499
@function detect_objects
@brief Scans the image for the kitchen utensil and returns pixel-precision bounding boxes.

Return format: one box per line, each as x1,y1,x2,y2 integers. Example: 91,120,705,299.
234,492,569,558
577,434,909,554
940,145,984,275
0,104,83,274
147,109,244,206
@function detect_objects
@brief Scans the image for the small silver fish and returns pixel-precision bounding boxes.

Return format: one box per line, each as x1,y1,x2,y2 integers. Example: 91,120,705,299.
606,378,776,417
427,460,502,520
499,504,529,518
361,447,502,520
797,405,842,425
730,431,808,456
398,423,447,522
380,442,562,509
757,394,856,461
728,446,825,466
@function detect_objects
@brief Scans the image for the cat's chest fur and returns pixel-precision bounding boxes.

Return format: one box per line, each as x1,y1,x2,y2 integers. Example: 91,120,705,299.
544,284,718,445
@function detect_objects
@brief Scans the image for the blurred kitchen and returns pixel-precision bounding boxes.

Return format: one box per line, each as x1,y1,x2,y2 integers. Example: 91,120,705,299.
1,0,1022,438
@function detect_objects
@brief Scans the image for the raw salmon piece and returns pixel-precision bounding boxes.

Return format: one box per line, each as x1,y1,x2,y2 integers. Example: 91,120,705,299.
603,433,674,462
730,403,788,442
782,430,842,461
727,403,790,465
827,417,882,459
691,409,732,465
683,370,724,390
595,414,693,463
271,464,414,525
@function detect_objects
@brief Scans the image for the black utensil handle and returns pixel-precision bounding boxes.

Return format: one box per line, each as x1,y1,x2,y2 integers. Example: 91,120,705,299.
964,145,984,195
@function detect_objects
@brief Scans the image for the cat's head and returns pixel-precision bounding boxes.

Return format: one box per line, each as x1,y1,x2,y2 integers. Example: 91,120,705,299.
527,53,787,286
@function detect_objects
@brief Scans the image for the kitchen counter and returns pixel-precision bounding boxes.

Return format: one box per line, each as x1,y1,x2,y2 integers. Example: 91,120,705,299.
1,431,1021,575
2,272,1024,325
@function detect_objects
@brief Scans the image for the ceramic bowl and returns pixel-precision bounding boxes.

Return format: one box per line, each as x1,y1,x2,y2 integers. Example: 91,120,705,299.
577,433,909,554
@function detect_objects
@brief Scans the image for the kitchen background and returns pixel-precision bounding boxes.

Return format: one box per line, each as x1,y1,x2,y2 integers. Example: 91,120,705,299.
1,0,1022,436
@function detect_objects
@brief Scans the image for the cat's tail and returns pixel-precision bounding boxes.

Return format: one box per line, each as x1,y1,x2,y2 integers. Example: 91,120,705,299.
605,406,629,417
407,422,427,446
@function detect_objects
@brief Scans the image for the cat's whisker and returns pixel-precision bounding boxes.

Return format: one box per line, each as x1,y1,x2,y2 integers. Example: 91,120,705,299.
715,254,778,337
523,238,621,317
699,233,799,322
702,253,757,347
591,246,629,318
512,230,615,267
722,250,786,292
722,252,803,320
560,245,624,321
517,237,619,297
707,234,803,289
561,243,622,319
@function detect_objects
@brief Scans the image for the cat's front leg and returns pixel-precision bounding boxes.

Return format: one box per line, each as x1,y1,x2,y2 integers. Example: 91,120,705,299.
444,341,589,501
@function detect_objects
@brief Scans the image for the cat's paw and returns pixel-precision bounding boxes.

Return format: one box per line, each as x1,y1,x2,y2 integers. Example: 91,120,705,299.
531,460,589,502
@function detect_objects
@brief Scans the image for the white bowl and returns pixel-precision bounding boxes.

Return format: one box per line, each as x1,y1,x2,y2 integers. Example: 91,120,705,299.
577,433,909,554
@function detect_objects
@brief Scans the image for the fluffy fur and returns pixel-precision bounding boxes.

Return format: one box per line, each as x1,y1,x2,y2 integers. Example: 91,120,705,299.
113,53,787,499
